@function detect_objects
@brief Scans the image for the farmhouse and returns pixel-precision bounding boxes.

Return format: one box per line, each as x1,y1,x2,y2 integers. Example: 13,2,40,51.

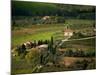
23,41,33,49
63,27,73,39
42,16,50,20
36,44,48,53
37,44,48,50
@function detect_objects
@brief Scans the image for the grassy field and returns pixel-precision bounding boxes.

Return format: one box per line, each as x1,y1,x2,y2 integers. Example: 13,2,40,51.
12,19,95,47
12,24,64,47
66,19,95,25
65,19,95,29
11,57,33,74
60,37,96,50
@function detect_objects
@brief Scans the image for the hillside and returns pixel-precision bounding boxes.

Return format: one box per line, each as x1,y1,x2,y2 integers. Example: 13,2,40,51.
12,1,59,16
12,1,95,19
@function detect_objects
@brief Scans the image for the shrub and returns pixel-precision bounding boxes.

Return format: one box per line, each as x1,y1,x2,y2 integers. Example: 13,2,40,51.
25,48,40,64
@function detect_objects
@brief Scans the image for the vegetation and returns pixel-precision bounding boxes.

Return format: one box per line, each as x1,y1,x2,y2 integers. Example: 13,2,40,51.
58,49,95,57
11,1,96,75
60,38,96,49
12,1,95,19
69,58,96,70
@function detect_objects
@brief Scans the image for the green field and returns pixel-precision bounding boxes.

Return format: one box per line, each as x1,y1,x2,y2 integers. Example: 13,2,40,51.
60,37,96,49
65,19,95,29
12,19,95,47
12,24,64,47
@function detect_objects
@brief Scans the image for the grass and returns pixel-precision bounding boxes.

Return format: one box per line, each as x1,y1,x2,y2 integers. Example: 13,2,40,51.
11,24,64,47
60,37,96,50
12,31,54,46
11,19,95,47
65,19,95,29
66,19,95,25
11,57,33,74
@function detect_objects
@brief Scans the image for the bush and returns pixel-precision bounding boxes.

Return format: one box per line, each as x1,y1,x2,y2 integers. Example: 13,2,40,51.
25,48,40,64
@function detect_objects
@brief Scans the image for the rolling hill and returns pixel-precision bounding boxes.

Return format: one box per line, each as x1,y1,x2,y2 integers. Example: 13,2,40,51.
12,1,95,19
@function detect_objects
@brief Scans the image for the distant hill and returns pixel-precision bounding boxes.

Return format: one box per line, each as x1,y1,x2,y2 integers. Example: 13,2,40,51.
12,1,95,19
12,1,59,16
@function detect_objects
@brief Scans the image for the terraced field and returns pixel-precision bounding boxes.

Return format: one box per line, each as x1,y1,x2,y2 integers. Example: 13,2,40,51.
12,24,64,47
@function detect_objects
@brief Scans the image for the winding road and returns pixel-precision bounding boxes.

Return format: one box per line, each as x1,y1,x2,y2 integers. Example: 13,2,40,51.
59,36,96,46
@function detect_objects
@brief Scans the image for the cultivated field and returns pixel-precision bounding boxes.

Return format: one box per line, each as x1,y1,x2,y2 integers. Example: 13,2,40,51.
12,24,64,48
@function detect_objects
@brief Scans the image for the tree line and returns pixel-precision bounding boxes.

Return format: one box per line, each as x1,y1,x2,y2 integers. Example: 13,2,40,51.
12,1,95,19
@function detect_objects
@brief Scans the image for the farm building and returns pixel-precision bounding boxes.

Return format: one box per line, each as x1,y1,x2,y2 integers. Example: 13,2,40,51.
37,44,48,49
63,27,73,39
37,44,48,52
42,16,50,20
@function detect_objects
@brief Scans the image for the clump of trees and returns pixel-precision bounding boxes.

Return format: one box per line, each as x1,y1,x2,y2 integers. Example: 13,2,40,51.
12,1,95,19
12,16,66,30
12,44,27,58
47,36,58,64
34,36,58,65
